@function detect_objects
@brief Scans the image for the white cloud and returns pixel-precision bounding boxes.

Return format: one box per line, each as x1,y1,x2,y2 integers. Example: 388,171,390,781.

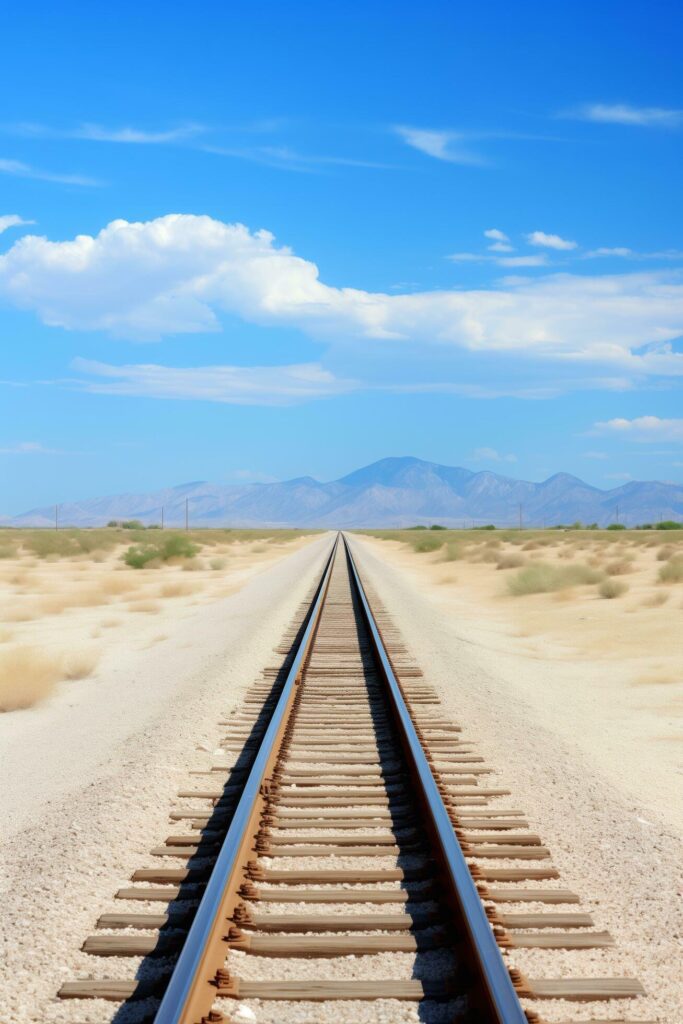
9,122,205,144
582,451,609,460
594,416,683,442
2,215,683,385
0,158,99,186
526,230,577,251
585,247,634,258
0,214,34,235
573,103,683,128
69,357,357,405
445,252,484,263
75,123,203,144
393,126,483,164
484,229,509,242
0,440,61,454
495,254,548,267
469,446,517,464
488,241,514,252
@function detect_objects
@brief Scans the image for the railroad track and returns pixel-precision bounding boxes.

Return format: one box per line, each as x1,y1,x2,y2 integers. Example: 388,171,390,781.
60,533,649,1023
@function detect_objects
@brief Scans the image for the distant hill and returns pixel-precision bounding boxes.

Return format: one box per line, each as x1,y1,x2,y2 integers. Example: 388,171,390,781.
7,456,682,528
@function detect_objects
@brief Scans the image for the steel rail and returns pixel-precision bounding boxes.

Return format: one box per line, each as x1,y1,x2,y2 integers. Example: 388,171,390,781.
343,533,527,1024
153,534,339,1024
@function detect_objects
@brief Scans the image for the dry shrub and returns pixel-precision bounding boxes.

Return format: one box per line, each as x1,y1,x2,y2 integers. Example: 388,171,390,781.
496,553,526,570
127,600,162,613
62,650,99,680
598,578,628,599
209,557,227,570
605,558,635,576
160,581,195,598
507,562,603,596
658,556,683,583
0,647,62,711
643,591,669,608
521,540,539,551
98,575,137,598
656,545,675,562
439,542,462,562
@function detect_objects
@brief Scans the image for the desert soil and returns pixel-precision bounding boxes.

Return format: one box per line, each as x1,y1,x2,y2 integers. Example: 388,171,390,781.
0,534,330,1024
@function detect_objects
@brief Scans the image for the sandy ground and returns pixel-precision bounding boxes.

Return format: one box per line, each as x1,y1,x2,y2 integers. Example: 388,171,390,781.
349,535,683,1024
356,532,683,834
0,533,332,1024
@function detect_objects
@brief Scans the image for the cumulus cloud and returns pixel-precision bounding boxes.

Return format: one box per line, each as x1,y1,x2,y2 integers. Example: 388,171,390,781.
1,215,683,384
526,230,577,251
593,416,683,442
573,103,683,128
484,228,509,242
393,126,483,164
0,214,34,235
69,357,357,405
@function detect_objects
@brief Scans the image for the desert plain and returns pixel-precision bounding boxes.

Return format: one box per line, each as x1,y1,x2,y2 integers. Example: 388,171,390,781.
0,526,681,1024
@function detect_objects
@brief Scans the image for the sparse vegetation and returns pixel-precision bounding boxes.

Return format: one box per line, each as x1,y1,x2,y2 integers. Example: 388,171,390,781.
658,556,683,583
598,578,628,599
124,533,200,568
0,647,63,711
507,562,603,596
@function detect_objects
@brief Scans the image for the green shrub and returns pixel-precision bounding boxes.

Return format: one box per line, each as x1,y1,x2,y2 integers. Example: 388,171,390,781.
124,544,161,568
429,524,447,530
598,578,628,599
659,556,683,583
123,533,200,569
507,562,603,596
656,520,682,530
473,524,497,531
607,523,626,531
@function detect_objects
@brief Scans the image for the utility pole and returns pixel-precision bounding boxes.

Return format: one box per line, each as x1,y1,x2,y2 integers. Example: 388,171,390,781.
185,498,189,532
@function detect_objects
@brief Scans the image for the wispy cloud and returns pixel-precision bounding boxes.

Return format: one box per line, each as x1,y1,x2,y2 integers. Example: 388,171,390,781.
582,451,609,460
0,158,100,186
469,446,517,464
0,214,35,235
496,254,548,267
570,103,683,128
202,143,389,173
393,125,484,165
8,121,205,144
594,416,683,442
69,357,358,405
527,230,577,251
584,246,683,261
0,440,62,454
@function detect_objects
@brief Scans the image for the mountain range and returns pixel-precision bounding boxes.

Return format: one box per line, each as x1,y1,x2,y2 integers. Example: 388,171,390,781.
6,457,682,528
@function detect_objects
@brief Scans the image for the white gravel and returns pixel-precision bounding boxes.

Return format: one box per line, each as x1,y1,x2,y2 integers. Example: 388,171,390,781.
0,535,332,1024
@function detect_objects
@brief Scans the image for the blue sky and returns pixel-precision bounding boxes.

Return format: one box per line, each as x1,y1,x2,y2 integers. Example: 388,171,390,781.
1,0,682,514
